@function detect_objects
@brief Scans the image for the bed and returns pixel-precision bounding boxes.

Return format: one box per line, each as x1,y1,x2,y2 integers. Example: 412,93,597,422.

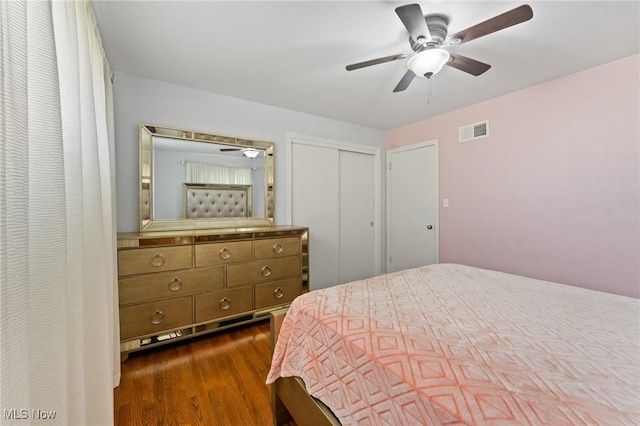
182,183,252,218
266,263,639,425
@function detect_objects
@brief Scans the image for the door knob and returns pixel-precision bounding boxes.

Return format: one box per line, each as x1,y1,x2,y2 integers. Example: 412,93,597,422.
426,225,433,230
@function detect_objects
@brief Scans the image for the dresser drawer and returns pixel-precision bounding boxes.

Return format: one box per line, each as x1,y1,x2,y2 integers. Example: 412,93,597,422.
195,241,253,267
119,296,193,339
254,237,300,260
255,278,300,310
227,256,301,287
119,266,224,305
118,246,192,276
195,287,253,323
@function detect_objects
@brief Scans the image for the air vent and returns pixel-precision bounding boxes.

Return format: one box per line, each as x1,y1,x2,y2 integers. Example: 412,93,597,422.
459,120,489,142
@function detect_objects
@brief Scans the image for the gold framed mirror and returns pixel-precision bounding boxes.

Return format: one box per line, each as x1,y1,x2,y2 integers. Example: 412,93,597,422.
139,123,274,231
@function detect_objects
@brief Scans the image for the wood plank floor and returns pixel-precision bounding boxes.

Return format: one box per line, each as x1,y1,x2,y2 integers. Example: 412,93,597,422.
114,321,286,426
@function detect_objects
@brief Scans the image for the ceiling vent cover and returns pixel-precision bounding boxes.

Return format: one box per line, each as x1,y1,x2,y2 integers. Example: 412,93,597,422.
459,120,489,142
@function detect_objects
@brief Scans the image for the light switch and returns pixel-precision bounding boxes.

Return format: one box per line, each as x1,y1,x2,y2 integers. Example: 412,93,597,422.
443,198,449,208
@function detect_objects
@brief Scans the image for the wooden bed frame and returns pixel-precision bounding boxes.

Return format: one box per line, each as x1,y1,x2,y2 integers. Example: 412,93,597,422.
269,308,341,426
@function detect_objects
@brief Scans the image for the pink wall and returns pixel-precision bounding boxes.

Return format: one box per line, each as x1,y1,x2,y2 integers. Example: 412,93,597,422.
387,54,640,298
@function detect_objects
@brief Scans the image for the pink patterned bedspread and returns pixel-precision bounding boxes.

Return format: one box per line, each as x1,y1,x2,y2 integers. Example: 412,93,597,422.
266,264,640,425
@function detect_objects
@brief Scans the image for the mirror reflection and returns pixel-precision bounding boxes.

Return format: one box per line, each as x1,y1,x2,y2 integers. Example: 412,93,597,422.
140,124,274,231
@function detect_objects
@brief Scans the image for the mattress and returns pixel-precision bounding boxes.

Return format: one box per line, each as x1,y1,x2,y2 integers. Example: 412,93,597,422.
266,263,640,425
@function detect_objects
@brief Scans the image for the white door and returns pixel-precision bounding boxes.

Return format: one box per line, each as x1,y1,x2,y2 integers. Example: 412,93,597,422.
339,150,376,283
291,143,340,288
387,141,438,272
290,135,380,290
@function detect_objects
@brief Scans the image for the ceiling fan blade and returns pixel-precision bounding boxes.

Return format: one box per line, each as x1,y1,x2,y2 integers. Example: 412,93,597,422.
395,4,431,43
393,70,416,92
220,148,242,151
346,54,408,71
446,54,491,76
447,4,533,45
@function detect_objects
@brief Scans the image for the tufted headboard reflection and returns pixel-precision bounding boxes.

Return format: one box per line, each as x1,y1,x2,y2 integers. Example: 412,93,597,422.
182,184,253,219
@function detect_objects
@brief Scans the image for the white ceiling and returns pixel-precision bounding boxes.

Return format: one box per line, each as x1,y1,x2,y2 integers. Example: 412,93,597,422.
92,1,639,131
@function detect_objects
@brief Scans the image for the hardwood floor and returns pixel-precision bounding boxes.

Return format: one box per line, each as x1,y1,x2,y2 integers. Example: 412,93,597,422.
114,321,282,426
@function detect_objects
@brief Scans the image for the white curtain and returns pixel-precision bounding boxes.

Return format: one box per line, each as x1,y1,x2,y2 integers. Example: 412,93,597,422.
186,161,252,185
1,1,117,425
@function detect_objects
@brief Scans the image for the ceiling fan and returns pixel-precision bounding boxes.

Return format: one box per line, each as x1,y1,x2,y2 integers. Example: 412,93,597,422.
219,147,261,158
346,3,533,92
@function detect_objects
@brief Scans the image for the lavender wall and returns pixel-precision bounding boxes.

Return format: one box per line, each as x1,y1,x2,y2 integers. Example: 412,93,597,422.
387,54,639,298
113,73,385,233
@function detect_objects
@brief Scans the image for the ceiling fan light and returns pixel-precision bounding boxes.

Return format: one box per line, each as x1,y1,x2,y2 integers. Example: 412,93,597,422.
243,149,260,158
407,49,450,78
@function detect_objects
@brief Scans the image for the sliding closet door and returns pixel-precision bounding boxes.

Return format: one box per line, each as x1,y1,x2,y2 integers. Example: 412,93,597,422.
291,143,340,288
339,150,375,283
290,135,379,290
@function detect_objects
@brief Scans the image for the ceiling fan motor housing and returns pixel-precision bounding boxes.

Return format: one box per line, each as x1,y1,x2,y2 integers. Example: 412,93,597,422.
411,15,448,51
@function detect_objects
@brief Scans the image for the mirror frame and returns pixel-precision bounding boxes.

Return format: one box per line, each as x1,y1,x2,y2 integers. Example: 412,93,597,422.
139,123,275,232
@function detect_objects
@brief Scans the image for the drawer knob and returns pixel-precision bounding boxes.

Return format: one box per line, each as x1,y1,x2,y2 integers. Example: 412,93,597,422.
273,243,283,254
261,265,272,277
274,287,284,299
168,277,183,291
150,310,165,325
219,297,231,310
219,247,231,260
149,253,165,267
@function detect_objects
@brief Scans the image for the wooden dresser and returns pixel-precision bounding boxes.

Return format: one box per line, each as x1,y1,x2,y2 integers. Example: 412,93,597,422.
117,226,308,358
